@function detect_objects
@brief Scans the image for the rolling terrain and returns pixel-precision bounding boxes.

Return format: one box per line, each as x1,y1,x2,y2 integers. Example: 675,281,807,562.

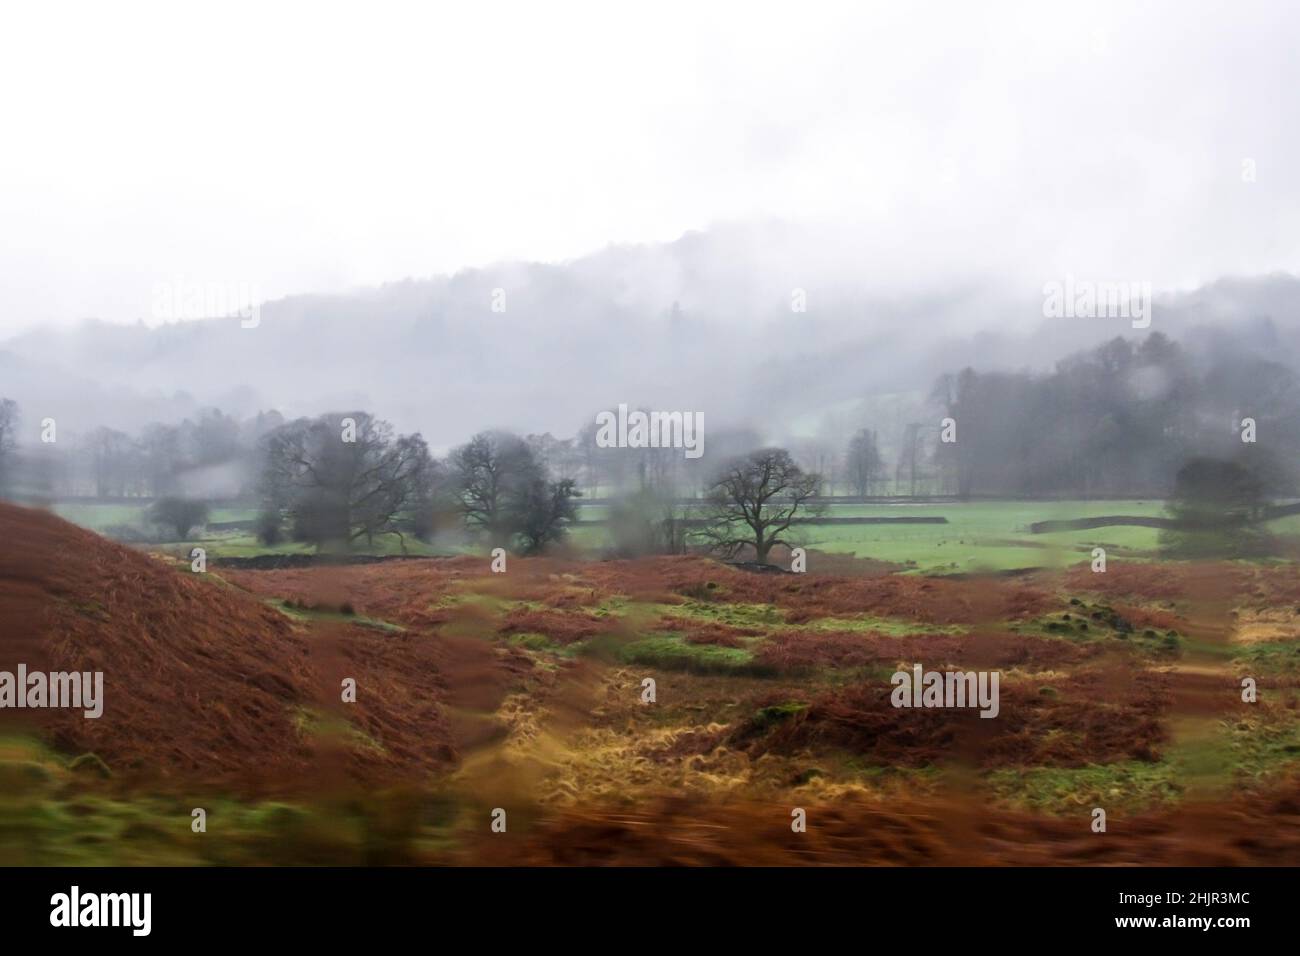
4,502,1300,864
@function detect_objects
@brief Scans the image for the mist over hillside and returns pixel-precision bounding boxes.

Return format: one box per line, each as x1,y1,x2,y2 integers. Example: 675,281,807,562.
9,0,1300,886
3,224,1299,452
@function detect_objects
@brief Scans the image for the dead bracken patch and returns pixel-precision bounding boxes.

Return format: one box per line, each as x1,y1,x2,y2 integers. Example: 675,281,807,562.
0,503,315,786
732,666,1169,768
655,617,762,647
461,779,1300,866
755,628,1099,674
498,607,614,645
0,504,524,790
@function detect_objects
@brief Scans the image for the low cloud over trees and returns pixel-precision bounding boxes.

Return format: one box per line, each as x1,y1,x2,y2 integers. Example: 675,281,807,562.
5,326,1299,561
930,333,1300,499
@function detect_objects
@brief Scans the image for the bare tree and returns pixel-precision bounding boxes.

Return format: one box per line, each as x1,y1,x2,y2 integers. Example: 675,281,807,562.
451,431,542,546
185,408,241,467
87,427,143,498
409,455,457,542
147,496,210,540
896,422,930,498
452,430,581,552
844,427,884,497
260,412,434,551
140,423,181,497
514,475,580,554
0,398,17,495
701,448,821,564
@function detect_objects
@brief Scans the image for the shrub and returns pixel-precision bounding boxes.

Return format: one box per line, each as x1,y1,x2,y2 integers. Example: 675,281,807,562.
147,497,210,540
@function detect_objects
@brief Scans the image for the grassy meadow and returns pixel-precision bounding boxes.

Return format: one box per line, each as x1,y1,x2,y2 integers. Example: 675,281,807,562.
47,495,1300,572
48,497,1168,572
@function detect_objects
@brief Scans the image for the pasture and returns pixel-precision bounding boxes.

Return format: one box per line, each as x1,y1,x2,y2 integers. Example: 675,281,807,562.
562,499,1175,572
46,497,1300,572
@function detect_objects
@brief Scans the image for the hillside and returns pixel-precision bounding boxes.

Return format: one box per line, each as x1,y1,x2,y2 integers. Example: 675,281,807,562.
4,228,1300,446
0,503,471,787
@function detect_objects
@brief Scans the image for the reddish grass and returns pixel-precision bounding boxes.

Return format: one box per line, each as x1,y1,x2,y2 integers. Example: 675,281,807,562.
655,617,762,647
0,504,532,790
498,607,613,645
462,782,1300,865
756,627,1101,673
0,503,315,786
735,664,1169,768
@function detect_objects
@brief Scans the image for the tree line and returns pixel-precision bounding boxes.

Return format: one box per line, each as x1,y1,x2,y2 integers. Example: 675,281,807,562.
928,333,1300,498
2,331,1296,559
0,396,826,560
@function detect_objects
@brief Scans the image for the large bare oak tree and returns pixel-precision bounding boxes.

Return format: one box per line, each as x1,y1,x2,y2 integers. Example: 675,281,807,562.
701,448,821,564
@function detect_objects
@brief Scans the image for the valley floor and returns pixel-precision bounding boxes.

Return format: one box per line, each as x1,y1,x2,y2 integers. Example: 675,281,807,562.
5,503,1300,865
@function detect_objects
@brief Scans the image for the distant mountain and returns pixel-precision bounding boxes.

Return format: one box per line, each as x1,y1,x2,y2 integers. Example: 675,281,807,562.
3,225,1298,450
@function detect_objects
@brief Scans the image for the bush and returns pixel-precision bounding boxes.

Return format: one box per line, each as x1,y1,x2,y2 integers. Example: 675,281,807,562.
255,510,284,546
607,488,688,557
147,497,210,540
1160,458,1274,558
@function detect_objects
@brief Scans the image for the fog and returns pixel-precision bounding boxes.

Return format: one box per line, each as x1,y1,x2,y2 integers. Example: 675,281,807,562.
7,1,1300,883
1,0,1299,476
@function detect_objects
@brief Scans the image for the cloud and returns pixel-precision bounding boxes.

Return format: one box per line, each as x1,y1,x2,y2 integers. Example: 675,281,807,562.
0,0,1297,336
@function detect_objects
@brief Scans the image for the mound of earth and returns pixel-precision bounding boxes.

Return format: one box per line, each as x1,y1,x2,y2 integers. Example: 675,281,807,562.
0,503,467,788
0,502,324,784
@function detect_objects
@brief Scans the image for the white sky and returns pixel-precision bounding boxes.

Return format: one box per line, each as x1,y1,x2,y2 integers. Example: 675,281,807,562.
1,0,1296,335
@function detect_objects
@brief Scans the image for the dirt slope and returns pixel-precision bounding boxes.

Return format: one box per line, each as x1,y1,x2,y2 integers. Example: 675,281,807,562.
0,503,542,791
0,502,324,783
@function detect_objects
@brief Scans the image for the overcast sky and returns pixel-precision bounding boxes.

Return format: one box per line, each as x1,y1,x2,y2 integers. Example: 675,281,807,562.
1,0,1296,337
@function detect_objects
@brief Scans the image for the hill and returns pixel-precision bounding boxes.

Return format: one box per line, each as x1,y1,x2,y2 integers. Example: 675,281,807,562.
0,503,468,787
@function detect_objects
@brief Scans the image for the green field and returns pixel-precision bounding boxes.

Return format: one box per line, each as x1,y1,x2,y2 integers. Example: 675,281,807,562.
569,499,1171,573
797,500,1168,573
48,497,1300,574
170,530,449,559
52,502,259,528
